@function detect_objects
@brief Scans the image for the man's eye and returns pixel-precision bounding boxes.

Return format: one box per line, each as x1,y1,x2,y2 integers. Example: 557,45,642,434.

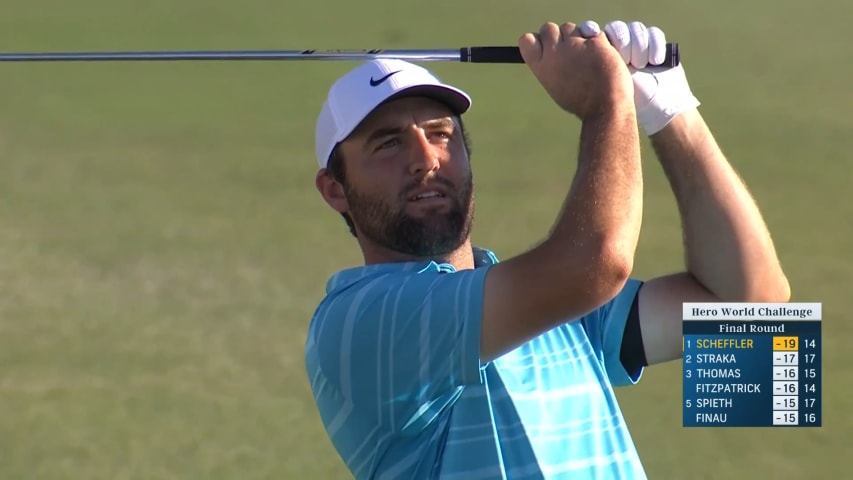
376,138,400,151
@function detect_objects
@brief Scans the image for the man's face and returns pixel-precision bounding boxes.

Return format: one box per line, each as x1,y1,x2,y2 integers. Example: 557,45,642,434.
335,96,474,258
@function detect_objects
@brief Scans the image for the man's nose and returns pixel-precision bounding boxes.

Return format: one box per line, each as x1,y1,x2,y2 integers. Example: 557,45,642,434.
407,130,441,176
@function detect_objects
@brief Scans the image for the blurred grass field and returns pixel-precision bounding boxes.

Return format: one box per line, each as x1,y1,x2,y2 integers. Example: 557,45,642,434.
1,0,850,478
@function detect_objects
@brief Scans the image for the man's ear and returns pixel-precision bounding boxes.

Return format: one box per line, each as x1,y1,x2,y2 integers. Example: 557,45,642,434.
316,169,348,214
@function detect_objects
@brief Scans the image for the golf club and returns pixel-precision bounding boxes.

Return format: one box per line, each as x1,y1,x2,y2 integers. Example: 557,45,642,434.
0,44,680,67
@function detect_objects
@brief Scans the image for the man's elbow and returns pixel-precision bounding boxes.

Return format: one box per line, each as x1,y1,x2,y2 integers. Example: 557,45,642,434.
592,242,634,300
606,248,634,287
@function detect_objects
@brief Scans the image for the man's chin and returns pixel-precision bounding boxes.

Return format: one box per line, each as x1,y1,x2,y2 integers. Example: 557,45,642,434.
391,228,469,258
404,203,453,219
396,242,465,258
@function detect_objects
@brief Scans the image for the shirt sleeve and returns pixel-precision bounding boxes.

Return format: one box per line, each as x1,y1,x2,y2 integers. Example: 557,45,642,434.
582,278,644,387
308,265,492,433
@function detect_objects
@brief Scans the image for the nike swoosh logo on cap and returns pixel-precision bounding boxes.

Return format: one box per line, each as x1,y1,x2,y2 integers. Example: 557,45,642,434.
369,70,402,87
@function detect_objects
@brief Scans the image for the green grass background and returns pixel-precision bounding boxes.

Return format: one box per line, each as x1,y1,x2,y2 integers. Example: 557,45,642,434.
1,0,849,478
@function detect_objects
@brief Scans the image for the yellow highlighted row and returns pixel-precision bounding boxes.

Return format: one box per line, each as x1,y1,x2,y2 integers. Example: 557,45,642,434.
681,336,798,351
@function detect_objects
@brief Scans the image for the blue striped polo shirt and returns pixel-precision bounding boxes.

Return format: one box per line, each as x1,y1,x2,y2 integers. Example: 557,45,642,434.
305,247,648,479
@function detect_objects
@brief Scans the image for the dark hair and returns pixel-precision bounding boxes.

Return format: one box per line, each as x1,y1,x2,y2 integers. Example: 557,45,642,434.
326,115,472,238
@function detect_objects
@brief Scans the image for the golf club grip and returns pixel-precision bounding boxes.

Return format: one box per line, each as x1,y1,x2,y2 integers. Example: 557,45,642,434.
462,43,680,67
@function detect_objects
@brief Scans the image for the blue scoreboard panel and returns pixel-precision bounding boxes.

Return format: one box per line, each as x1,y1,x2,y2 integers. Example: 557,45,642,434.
683,303,822,427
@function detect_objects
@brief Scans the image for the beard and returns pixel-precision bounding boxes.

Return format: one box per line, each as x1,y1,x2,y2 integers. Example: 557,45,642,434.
343,175,474,258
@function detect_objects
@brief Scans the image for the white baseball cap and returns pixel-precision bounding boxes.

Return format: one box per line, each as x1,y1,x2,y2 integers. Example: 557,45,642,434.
314,59,472,169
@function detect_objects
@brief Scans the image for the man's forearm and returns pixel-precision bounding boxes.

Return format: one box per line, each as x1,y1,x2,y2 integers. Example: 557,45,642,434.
545,100,643,289
650,108,790,301
480,100,644,358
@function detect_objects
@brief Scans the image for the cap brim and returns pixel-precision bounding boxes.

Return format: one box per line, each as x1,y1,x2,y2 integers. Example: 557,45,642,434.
380,84,471,116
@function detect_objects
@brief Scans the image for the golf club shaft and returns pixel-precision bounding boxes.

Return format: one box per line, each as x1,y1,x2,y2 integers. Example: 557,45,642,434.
0,44,680,67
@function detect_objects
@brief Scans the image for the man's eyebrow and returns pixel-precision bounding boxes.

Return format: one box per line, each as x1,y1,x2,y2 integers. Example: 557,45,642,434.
363,118,456,146
422,117,456,129
364,126,406,146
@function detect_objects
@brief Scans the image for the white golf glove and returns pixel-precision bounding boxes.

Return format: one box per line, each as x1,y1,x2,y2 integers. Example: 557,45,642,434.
579,20,701,135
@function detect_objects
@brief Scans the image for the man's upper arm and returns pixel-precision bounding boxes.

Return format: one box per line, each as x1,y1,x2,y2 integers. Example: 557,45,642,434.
308,266,491,431
637,272,720,365
583,278,645,386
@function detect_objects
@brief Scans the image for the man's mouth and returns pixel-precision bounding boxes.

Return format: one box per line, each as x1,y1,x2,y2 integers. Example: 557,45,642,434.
409,191,446,201
407,183,450,202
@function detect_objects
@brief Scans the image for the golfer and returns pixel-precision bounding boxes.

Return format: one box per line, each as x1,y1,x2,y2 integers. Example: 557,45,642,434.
305,19,790,479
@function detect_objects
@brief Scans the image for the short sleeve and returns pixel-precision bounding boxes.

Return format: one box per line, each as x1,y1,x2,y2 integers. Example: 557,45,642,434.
582,278,644,387
306,265,492,433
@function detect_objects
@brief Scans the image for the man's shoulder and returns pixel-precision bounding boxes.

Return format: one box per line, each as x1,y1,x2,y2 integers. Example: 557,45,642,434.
311,261,453,329
309,247,499,337
322,260,447,298
322,246,500,298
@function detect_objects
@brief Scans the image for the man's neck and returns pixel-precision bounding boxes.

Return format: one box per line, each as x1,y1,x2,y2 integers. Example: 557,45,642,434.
360,238,476,271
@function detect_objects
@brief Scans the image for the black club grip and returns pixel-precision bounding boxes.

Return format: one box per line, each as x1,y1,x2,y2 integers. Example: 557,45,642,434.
461,44,680,68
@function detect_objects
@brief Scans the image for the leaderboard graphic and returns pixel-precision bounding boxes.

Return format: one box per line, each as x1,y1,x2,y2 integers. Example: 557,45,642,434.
682,302,822,427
